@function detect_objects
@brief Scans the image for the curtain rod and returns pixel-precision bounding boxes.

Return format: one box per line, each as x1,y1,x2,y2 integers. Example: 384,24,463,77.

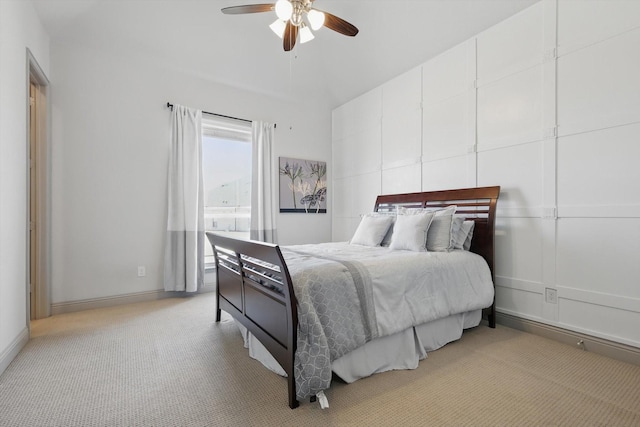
166,102,276,128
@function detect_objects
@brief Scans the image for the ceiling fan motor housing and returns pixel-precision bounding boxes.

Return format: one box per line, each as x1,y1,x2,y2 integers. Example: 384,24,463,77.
291,1,304,26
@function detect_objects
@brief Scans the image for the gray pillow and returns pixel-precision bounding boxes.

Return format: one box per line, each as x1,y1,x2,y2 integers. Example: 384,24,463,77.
462,220,475,251
451,216,465,248
452,217,475,250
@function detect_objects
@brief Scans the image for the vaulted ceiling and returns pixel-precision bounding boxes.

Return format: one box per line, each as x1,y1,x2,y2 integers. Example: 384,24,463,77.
32,0,538,109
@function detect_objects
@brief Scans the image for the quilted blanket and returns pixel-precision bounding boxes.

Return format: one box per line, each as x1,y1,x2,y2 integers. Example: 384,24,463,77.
281,242,494,400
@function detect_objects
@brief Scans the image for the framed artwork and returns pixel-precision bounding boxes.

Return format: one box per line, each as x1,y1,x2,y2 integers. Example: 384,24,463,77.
278,157,327,213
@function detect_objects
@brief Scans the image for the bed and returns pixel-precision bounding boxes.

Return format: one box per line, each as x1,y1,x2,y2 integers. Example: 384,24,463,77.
206,186,500,408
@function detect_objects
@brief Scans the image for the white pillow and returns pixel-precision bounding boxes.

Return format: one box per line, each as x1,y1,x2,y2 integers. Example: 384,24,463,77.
363,211,397,247
401,205,457,251
452,218,475,250
426,205,457,252
350,214,394,247
389,211,435,252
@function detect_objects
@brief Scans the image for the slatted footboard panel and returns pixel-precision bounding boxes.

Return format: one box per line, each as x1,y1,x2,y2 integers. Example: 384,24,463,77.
205,233,299,408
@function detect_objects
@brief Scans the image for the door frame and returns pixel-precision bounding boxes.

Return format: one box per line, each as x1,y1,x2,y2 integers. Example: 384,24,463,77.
27,48,51,322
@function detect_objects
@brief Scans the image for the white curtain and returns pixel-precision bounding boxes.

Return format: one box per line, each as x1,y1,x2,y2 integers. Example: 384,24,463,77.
250,121,278,243
164,104,204,292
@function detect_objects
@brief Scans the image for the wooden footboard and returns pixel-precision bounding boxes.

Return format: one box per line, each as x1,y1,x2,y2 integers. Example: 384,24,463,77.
205,233,299,408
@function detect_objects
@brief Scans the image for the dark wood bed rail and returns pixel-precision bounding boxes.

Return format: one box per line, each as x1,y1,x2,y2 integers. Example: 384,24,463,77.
207,186,500,409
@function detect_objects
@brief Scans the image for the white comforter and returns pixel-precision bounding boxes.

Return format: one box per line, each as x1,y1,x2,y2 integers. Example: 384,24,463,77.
280,242,494,399
285,242,494,338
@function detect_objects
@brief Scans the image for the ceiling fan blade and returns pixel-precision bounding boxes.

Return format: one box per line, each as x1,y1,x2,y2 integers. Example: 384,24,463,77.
317,10,359,37
221,4,274,14
283,21,298,51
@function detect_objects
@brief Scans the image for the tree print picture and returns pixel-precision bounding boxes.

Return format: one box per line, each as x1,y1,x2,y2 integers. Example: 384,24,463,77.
278,157,327,213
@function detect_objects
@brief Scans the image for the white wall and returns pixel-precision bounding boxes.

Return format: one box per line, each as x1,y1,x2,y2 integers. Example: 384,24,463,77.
50,41,331,305
332,0,640,348
0,0,50,372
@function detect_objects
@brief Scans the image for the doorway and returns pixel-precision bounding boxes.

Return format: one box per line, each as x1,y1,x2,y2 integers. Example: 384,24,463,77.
27,49,51,322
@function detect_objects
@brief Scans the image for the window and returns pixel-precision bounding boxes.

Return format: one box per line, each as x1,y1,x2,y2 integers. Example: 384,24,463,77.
202,115,252,266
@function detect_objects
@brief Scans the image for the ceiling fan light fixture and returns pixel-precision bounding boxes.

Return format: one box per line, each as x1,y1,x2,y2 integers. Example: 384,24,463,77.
307,9,325,31
269,19,286,38
275,0,293,21
299,24,314,44
221,1,358,51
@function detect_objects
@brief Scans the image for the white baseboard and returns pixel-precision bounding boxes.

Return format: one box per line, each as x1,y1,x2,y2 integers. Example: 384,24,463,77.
51,290,169,315
51,285,217,315
0,327,29,376
496,312,640,366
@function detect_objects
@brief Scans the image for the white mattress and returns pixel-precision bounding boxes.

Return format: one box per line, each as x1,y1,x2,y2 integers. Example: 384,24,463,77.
235,309,482,383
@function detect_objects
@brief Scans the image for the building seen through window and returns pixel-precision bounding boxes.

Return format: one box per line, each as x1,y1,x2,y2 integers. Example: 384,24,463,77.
202,116,252,266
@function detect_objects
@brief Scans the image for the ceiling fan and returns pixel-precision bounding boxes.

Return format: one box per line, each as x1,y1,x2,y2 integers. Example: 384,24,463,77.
222,0,359,51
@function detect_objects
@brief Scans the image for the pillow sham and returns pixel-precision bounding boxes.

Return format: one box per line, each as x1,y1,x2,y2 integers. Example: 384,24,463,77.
400,205,457,252
462,220,475,251
425,205,457,251
451,216,465,248
365,211,397,247
388,211,435,252
350,214,394,247
452,217,475,250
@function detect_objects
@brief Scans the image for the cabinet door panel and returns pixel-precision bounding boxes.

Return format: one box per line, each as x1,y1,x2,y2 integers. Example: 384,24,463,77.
423,40,474,104
558,0,640,55
477,65,544,149
382,163,421,195
557,29,640,136
423,92,473,161
557,218,640,298
477,1,543,83
422,155,474,192
558,123,640,209
478,142,543,211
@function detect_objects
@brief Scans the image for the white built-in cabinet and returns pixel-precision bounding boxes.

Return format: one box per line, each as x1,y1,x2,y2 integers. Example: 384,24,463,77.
332,0,640,348
381,68,422,195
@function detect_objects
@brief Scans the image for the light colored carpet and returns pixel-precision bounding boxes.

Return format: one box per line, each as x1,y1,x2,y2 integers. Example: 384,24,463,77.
0,293,639,426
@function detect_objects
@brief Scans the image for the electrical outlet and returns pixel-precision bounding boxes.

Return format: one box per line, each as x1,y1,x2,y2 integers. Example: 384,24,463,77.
137,266,146,277
545,287,557,304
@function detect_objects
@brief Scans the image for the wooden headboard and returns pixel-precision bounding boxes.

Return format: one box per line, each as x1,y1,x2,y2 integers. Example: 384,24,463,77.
374,186,501,326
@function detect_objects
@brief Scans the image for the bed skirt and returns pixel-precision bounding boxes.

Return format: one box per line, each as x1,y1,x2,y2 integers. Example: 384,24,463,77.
235,310,482,384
